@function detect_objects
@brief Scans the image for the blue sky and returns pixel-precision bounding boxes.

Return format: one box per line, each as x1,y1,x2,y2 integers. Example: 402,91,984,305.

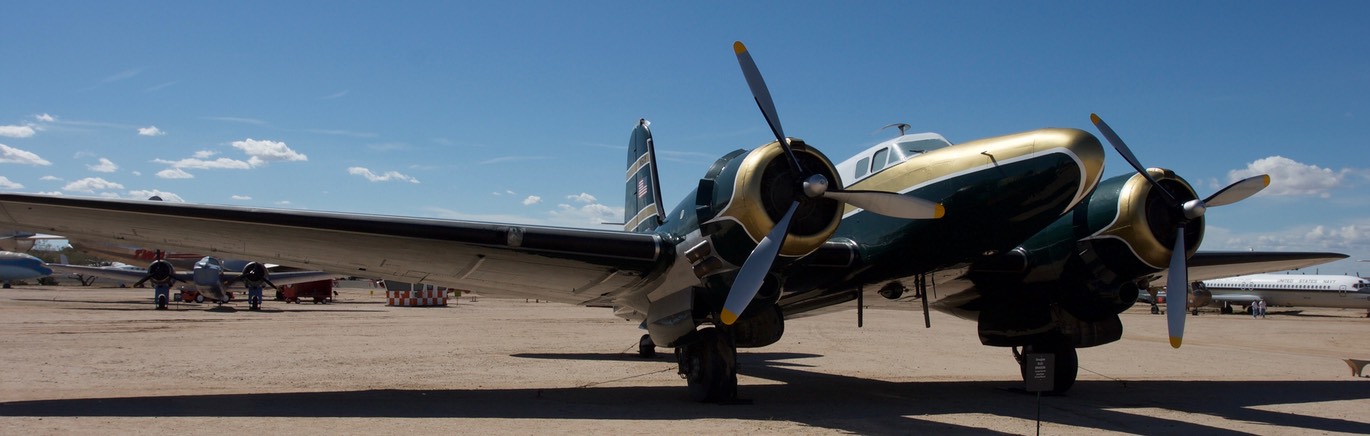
2,1,1367,275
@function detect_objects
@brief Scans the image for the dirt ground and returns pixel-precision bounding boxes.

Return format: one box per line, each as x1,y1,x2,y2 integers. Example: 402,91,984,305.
1,285,1368,435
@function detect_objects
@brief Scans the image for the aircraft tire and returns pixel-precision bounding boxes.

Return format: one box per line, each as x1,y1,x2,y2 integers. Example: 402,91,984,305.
194,294,205,304
156,295,168,310
1019,336,1078,394
681,328,736,402
638,334,656,358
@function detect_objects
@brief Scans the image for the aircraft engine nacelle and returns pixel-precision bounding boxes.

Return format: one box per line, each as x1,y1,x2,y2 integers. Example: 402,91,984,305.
971,168,1203,323
144,259,176,286
690,139,843,279
240,262,268,285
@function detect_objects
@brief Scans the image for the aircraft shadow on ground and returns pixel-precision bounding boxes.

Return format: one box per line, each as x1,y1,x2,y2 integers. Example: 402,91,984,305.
2,352,1367,434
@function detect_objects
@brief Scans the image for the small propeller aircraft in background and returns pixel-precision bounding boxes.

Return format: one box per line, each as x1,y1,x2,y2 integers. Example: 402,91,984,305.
0,42,1343,401
49,252,339,311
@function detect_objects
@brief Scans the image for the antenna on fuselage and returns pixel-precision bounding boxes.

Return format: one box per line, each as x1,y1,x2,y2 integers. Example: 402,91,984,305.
880,123,911,137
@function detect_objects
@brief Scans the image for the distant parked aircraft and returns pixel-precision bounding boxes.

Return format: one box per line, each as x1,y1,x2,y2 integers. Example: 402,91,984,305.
0,251,53,288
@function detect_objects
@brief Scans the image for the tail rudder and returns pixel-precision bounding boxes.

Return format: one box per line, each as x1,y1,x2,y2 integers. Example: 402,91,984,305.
624,119,664,232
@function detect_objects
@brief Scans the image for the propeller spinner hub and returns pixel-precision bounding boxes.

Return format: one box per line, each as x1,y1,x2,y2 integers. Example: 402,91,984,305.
802,173,829,198
1181,199,1206,220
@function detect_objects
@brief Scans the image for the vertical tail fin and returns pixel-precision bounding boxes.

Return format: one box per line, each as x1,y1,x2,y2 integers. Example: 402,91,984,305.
624,119,664,233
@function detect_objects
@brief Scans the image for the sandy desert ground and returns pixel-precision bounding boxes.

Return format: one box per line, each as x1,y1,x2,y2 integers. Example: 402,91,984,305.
1,284,1368,435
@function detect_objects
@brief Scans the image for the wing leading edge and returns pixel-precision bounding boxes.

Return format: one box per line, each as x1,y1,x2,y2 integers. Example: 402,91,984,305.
0,194,669,306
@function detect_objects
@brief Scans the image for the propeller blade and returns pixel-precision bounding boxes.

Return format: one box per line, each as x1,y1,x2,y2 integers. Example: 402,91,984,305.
1202,174,1270,208
721,201,799,325
734,41,803,172
1090,113,1178,204
825,189,945,219
1167,224,1188,348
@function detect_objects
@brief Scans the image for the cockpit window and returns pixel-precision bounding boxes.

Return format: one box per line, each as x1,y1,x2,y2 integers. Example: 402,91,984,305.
871,147,890,173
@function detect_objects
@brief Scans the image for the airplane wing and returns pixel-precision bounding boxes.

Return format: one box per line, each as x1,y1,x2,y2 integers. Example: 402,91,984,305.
47,263,181,283
0,194,669,306
1152,251,1348,284
220,270,345,287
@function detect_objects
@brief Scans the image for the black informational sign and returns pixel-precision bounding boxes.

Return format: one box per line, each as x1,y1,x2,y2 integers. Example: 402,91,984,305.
1025,353,1054,392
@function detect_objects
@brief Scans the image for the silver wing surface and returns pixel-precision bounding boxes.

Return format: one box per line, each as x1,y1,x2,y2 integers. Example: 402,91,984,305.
0,194,668,306
1153,251,1348,284
47,263,190,284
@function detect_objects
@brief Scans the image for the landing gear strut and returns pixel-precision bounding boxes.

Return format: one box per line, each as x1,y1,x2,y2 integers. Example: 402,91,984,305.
1012,335,1078,394
676,327,738,402
154,284,171,310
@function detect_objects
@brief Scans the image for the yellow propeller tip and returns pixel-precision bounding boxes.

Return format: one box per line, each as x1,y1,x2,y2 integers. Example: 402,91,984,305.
1169,337,1183,348
933,203,945,219
1261,174,1271,187
1089,113,1102,124
733,41,747,54
720,309,739,325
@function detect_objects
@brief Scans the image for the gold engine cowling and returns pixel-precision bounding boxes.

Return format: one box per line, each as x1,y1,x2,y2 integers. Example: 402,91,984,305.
1082,168,1204,280
696,139,843,268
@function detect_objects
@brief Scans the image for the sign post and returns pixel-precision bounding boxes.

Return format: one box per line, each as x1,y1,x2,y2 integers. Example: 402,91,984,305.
1025,353,1054,436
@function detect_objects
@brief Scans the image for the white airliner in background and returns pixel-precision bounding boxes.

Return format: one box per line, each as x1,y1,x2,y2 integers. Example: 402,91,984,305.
1192,273,1370,315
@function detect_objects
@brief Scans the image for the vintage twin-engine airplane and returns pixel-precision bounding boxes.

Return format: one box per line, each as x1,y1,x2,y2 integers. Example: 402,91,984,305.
0,42,1344,401
49,253,340,311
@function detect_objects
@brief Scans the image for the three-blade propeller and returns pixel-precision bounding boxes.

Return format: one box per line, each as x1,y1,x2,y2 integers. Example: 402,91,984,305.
225,262,279,290
133,250,181,288
720,42,945,325
1090,113,1270,348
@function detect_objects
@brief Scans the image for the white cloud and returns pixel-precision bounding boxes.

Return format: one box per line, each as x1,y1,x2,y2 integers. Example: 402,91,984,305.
126,190,184,202
0,143,51,166
567,192,597,204
0,125,36,138
522,195,542,206
347,167,419,183
137,126,166,136
549,202,621,227
156,168,194,179
192,150,217,159
0,176,23,189
231,195,252,200
153,157,251,170
232,139,307,166
35,114,54,122
131,171,142,176
87,158,118,173
1228,156,1360,198
63,177,124,192
39,175,61,181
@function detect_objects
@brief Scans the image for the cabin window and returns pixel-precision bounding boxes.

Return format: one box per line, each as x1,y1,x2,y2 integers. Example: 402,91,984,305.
871,147,891,173
855,157,870,178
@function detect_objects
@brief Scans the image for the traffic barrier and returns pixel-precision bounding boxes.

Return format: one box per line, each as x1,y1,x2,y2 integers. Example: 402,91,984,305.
386,289,448,307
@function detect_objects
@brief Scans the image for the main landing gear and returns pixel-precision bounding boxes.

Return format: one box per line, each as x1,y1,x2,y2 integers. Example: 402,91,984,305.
675,327,739,403
1012,335,1078,394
